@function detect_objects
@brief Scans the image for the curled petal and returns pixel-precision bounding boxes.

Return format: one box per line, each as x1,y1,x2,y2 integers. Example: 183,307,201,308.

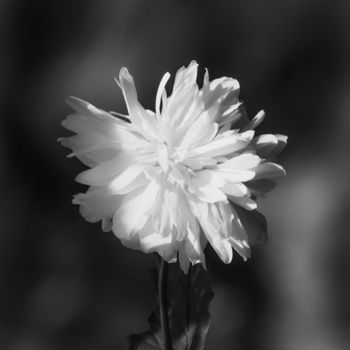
274,134,288,155
251,134,279,158
254,162,286,179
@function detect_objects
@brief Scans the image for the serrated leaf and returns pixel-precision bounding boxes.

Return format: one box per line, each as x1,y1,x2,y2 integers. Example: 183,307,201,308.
128,263,213,350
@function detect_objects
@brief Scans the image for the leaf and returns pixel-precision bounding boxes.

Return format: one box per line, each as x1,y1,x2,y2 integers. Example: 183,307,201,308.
128,263,213,350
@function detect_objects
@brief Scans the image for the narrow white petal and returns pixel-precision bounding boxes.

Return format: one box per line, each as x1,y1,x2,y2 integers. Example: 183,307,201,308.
118,68,139,117
188,133,252,159
119,68,160,141
219,153,261,170
156,72,171,118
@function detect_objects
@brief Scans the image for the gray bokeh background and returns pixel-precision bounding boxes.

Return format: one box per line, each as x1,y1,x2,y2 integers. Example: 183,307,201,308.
1,1,350,349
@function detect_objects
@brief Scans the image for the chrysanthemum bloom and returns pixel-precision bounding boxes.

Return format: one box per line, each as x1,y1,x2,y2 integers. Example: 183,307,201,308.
60,61,287,272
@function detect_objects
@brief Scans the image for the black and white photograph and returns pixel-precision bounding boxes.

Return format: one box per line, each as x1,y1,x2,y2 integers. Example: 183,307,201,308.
1,1,349,349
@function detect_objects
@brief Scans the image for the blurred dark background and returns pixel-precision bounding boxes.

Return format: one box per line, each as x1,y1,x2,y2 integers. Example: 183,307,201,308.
1,0,350,349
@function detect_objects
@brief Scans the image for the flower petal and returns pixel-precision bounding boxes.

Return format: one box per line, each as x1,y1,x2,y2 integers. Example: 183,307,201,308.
61,97,138,166
191,170,227,203
119,68,160,141
245,179,276,195
75,153,137,186
188,132,253,159
108,165,147,194
173,60,198,92
112,180,160,241
228,205,251,260
202,75,240,110
217,169,256,183
72,186,123,230
177,112,218,151
228,195,257,210
191,201,233,264
221,182,249,197
254,162,286,179
273,134,288,155
155,72,171,118
251,134,279,158
232,204,267,245
182,157,217,170
218,153,261,171
241,110,265,131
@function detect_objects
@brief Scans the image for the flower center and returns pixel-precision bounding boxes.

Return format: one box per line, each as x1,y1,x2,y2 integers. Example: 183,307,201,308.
152,140,192,188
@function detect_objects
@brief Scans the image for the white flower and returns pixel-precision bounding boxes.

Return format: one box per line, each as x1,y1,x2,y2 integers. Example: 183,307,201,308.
60,61,287,272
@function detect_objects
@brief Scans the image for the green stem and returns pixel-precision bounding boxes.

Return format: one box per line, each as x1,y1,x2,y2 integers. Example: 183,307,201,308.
158,257,173,350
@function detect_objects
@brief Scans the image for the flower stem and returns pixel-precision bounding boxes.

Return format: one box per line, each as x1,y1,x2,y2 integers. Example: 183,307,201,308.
158,257,173,350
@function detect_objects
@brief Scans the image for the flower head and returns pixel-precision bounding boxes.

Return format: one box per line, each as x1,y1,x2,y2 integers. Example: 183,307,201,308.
60,61,287,272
